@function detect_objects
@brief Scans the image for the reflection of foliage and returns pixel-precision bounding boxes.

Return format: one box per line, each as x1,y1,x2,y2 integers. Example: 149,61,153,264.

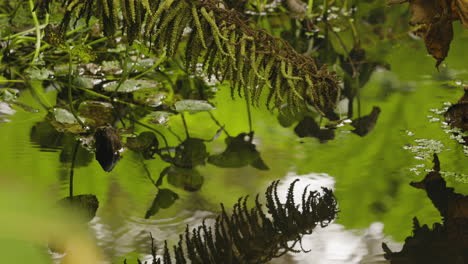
445,86,468,147
351,106,381,137
94,126,122,172
294,116,335,143
208,132,269,170
389,0,468,67
383,154,468,263
127,131,159,159
35,0,340,118
134,179,337,264
161,138,209,169
164,166,204,192
145,188,179,219
58,194,99,223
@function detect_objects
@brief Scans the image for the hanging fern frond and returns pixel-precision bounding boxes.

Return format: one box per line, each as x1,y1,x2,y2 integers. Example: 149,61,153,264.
130,179,338,264
35,0,341,119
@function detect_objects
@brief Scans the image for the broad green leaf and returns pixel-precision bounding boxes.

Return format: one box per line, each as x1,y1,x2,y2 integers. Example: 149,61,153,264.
103,80,159,93
174,99,215,113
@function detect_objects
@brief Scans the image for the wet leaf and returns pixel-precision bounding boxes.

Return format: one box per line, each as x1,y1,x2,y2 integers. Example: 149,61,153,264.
145,189,179,219
78,101,115,127
174,100,215,113
53,108,84,124
50,108,87,134
103,80,159,93
351,106,382,137
0,88,18,102
133,88,166,107
72,76,96,89
25,67,53,80
166,166,204,192
388,0,465,66
94,126,122,172
126,131,159,159
57,194,99,223
208,133,269,170
147,111,174,125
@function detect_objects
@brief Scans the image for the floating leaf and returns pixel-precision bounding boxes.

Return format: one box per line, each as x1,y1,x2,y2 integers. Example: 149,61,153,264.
147,111,174,125
78,101,115,127
174,99,215,113
145,189,179,219
53,108,84,124
94,126,122,172
133,88,166,107
103,80,159,93
57,194,99,223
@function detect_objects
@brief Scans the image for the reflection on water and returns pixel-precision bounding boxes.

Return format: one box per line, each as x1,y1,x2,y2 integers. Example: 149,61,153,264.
274,173,401,264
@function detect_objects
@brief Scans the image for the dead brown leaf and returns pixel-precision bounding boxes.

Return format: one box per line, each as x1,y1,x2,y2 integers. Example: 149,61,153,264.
389,0,467,67
454,0,468,27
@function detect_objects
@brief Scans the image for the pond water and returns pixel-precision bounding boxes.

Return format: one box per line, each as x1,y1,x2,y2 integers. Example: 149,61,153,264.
1,2,468,264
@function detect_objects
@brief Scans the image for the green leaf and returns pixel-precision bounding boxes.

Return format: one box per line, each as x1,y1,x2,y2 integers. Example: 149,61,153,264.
174,99,215,113
103,80,159,93
147,111,174,125
25,68,53,80
132,88,166,107
53,108,84,124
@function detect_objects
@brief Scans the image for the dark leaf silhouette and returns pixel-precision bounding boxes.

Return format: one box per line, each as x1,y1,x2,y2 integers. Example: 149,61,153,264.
135,179,338,264
57,194,99,223
351,106,381,137
145,189,179,219
294,116,335,143
208,132,269,170
94,126,122,172
383,154,468,263
166,166,204,192
162,138,209,169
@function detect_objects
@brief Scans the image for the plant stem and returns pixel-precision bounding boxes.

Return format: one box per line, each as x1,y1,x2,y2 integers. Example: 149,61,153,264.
29,0,42,64
308,0,314,14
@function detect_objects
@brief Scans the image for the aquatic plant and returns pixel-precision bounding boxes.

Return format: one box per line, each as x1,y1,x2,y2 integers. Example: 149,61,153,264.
35,0,340,118
128,179,338,263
